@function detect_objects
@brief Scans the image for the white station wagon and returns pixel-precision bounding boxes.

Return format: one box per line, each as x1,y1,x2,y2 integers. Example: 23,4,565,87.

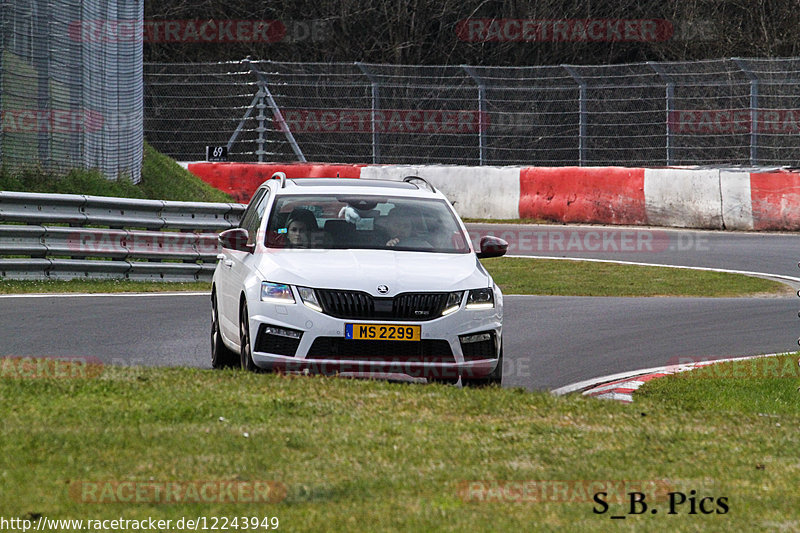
211,174,507,385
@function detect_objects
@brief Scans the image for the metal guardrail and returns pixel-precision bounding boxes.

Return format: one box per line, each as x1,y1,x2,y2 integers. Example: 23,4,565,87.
0,192,245,282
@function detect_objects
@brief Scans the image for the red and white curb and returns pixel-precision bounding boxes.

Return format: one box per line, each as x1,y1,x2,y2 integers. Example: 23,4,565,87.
551,352,790,403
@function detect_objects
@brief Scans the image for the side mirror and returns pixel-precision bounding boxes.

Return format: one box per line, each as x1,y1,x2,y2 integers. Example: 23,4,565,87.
218,228,253,253
476,236,508,259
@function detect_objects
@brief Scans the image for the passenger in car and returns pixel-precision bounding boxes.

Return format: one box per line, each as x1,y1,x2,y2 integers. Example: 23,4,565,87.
383,206,432,248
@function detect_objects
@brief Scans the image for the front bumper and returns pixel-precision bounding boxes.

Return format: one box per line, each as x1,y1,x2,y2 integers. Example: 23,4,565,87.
247,294,502,380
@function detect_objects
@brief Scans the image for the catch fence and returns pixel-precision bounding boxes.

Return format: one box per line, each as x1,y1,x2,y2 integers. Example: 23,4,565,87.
144,57,800,167
0,0,143,180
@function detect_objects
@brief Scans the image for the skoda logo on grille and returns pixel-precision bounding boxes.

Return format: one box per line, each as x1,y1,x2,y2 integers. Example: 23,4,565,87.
377,284,389,294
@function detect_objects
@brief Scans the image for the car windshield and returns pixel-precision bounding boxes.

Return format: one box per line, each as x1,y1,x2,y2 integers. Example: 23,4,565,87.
265,194,470,253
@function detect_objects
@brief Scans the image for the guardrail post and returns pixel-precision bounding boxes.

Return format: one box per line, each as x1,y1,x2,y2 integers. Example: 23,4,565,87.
563,65,587,166
733,58,759,166
356,62,381,164
648,62,675,165
462,65,486,166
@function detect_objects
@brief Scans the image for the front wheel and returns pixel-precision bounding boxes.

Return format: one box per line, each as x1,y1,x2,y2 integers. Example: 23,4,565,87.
211,294,239,369
239,303,258,372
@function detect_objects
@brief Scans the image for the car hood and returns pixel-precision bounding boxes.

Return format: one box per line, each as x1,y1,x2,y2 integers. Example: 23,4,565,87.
255,249,489,295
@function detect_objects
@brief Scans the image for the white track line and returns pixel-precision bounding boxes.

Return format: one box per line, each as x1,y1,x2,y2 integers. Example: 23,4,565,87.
505,254,800,285
0,292,209,299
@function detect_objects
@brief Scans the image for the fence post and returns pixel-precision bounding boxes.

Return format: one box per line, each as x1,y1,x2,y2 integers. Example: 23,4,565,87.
356,62,380,164
733,58,759,166
648,62,674,165
0,6,3,168
563,65,587,166
255,92,267,163
32,1,51,169
462,65,486,166
247,59,306,162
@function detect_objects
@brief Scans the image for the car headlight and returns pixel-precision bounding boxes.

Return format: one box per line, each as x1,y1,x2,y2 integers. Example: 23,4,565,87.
261,282,295,304
297,286,323,313
466,288,494,310
441,291,464,316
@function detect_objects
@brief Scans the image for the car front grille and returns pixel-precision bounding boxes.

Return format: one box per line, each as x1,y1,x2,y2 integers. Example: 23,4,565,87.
393,293,448,320
315,290,448,321
306,337,454,364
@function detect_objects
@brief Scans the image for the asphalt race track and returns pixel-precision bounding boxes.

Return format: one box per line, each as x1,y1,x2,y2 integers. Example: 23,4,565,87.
1,225,798,391
469,223,800,279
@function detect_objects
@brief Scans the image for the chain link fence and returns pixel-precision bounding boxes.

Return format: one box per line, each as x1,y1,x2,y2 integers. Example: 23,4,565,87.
145,57,800,167
0,0,143,181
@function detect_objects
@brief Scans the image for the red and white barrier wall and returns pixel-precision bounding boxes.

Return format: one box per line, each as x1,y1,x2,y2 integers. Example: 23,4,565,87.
360,165,521,219
187,163,365,203
186,162,800,230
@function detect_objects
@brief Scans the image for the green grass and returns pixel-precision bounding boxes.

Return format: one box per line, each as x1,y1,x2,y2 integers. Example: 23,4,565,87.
638,354,800,415
0,279,210,294
0,359,798,531
0,141,232,202
138,142,232,202
0,258,789,297
482,257,790,297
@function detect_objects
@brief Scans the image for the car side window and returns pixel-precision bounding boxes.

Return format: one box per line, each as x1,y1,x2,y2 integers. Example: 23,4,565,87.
239,188,271,246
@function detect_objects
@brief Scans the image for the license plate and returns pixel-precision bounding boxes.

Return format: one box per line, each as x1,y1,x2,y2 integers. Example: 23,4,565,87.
345,324,421,341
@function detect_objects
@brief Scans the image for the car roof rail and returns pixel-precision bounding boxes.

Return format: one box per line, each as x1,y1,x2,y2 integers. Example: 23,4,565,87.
270,171,287,188
403,175,436,193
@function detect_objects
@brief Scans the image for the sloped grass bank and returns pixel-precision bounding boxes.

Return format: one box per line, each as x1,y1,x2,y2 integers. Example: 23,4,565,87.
0,142,231,202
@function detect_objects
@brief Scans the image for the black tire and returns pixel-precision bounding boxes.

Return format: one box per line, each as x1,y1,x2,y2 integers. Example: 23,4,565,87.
211,293,239,369
461,346,503,388
239,302,259,372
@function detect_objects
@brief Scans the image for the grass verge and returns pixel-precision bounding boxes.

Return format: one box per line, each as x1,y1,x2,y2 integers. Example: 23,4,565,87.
0,141,231,202
637,354,800,415
1,356,798,531
482,257,790,297
0,279,210,294
0,258,789,297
